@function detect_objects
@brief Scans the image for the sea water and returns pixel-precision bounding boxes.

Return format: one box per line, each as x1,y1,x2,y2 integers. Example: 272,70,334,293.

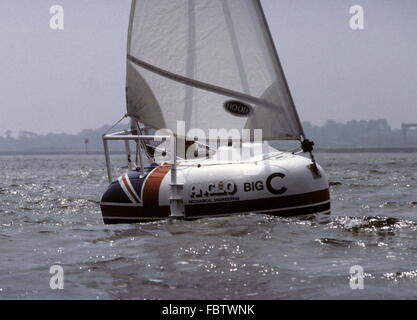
0,153,416,299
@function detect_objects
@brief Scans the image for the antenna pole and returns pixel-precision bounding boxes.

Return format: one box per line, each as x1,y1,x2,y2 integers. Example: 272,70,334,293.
103,137,112,183
169,136,185,218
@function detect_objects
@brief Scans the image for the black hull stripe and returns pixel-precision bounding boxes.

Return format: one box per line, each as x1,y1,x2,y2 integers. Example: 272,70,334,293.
101,188,330,219
102,201,331,224
185,189,330,217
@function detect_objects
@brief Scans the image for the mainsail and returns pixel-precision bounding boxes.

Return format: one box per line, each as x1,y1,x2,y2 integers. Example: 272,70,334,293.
126,0,304,141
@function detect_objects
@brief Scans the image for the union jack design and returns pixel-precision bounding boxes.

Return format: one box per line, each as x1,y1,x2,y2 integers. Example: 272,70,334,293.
118,174,141,204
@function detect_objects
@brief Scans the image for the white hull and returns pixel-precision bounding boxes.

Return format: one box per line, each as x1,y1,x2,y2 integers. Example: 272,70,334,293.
101,151,330,224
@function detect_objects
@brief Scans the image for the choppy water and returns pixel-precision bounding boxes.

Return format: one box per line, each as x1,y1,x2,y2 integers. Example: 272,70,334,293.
0,153,416,300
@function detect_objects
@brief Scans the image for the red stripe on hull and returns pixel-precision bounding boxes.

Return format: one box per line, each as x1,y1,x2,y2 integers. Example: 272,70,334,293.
142,165,171,213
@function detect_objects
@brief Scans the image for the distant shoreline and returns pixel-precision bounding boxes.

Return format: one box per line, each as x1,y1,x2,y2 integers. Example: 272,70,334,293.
0,151,110,156
316,147,417,153
0,147,416,156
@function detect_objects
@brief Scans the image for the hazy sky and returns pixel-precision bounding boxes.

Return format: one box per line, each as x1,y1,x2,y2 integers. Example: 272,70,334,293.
0,0,416,135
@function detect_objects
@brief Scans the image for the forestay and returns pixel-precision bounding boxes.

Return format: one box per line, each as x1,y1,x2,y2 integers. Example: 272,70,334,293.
126,0,304,141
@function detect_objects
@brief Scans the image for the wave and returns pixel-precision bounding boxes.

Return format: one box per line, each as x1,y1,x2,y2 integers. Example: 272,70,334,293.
329,181,342,186
326,216,417,234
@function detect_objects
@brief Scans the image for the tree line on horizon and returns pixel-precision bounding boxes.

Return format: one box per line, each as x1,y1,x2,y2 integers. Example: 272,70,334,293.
0,119,416,153
303,119,416,148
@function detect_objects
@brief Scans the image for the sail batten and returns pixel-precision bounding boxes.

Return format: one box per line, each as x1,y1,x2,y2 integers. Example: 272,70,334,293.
128,55,281,111
126,0,304,141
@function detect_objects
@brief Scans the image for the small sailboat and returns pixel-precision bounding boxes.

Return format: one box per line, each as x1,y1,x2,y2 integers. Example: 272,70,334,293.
100,0,330,224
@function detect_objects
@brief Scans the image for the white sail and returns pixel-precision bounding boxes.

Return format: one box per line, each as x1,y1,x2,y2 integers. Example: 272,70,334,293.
126,62,166,129
126,0,304,141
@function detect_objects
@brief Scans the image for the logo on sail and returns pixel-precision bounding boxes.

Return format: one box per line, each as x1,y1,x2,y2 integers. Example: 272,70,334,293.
224,101,253,117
